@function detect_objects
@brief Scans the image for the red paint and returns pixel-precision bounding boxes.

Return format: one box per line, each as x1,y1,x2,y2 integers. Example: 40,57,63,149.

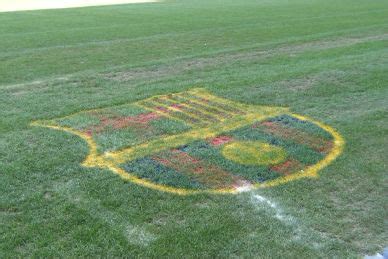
194,166,204,174
153,150,244,188
253,121,274,128
153,157,171,165
156,106,169,113
170,103,184,109
271,160,293,174
83,112,159,134
111,112,159,129
171,149,200,163
135,112,159,123
210,136,233,146
232,180,252,189
316,141,333,153
259,121,332,153
271,159,302,175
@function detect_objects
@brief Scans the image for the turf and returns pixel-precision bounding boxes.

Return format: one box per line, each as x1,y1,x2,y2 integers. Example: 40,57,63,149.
0,0,387,257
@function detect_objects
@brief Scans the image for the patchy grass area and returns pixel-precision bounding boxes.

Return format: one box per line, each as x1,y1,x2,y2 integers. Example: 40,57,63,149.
0,0,387,257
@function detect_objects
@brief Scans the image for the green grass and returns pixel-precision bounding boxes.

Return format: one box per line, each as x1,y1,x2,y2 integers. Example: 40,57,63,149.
0,0,387,257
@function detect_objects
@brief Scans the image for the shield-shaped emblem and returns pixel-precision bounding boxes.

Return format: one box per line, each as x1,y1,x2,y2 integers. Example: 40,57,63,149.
32,88,344,195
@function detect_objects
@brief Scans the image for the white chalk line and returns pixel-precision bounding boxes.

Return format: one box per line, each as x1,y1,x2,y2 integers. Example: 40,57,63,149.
248,192,342,250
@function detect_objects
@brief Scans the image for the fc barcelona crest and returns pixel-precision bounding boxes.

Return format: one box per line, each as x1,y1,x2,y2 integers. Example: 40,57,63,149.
32,88,344,195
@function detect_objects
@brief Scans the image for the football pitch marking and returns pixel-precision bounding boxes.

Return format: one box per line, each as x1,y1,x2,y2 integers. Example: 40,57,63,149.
31,88,344,195
0,0,157,13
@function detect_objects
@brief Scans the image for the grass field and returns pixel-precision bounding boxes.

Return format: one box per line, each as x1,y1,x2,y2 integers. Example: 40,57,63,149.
1,0,387,257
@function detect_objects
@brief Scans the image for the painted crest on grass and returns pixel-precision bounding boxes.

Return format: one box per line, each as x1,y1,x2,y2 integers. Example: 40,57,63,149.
31,88,344,195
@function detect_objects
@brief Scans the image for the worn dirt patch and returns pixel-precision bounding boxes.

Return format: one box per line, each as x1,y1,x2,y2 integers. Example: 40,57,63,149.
2,33,385,91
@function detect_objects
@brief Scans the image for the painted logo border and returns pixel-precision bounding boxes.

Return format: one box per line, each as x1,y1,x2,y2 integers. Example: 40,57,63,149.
31,89,345,195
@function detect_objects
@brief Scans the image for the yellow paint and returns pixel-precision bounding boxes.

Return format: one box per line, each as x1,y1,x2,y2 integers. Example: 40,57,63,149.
31,89,345,195
136,100,202,127
104,111,285,164
222,141,287,166
255,113,345,189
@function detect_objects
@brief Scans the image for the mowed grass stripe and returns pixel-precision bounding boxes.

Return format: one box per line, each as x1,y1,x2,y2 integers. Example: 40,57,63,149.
2,13,388,58
2,6,387,30
1,12,387,84
1,26,387,86
2,8,388,54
